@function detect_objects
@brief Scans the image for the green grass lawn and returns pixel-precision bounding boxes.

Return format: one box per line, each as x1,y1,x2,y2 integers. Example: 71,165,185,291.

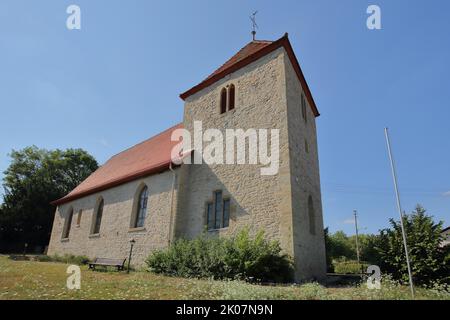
0,255,448,300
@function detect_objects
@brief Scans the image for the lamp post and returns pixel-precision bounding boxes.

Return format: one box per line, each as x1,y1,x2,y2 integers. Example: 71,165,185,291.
23,243,28,257
127,238,135,273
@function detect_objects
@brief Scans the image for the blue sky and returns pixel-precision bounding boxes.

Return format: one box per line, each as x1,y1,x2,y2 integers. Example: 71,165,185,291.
1,0,449,235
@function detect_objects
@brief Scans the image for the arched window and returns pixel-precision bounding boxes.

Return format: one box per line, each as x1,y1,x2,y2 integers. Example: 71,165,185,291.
134,186,149,228
92,198,104,235
220,88,227,114
228,84,235,111
308,196,315,235
62,208,73,239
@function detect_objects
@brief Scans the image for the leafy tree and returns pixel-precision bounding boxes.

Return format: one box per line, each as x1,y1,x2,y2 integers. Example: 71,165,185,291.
326,230,355,261
0,146,98,253
376,205,448,285
324,228,334,272
359,234,383,265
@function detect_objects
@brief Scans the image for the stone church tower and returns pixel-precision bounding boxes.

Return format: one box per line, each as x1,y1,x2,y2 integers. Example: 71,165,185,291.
47,33,326,282
175,33,326,281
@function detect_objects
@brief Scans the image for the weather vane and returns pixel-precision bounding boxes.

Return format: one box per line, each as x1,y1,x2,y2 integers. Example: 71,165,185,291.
250,11,258,41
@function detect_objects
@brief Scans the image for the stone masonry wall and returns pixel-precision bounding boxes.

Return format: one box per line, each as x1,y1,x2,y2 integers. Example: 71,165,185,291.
284,53,327,281
47,169,178,267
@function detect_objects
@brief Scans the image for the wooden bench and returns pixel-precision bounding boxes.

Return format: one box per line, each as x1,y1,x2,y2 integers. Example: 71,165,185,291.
88,258,126,271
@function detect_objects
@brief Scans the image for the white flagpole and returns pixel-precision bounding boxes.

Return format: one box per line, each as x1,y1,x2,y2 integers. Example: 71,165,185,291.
384,128,415,298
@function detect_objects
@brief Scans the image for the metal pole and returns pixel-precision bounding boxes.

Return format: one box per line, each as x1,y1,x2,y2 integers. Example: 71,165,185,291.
353,210,361,273
23,243,28,257
384,128,415,298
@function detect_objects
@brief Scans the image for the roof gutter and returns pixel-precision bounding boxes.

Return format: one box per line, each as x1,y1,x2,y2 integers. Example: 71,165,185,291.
51,160,178,206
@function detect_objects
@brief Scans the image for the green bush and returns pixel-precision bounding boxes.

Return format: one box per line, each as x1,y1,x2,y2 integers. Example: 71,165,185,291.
376,205,449,285
146,229,294,283
34,255,52,262
333,258,368,274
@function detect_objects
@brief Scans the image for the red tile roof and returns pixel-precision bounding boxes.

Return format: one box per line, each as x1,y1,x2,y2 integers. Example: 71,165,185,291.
205,40,273,81
52,123,183,205
180,33,320,117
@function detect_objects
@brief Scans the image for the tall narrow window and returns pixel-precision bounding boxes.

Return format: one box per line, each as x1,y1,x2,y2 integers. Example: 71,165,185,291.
135,186,149,228
206,191,230,230
305,139,309,154
223,199,230,228
308,196,315,235
92,198,104,235
214,191,223,229
62,208,73,239
206,202,214,230
220,88,227,114
301,94,307,123
76,209,82,226
228,84,235,111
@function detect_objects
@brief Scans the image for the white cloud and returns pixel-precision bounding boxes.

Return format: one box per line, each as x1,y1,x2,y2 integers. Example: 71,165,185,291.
343,219,355,225
443,191,450,197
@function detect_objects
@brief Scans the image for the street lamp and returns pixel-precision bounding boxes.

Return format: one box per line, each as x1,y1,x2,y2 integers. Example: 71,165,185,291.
127,238,135,273
23,243,28,257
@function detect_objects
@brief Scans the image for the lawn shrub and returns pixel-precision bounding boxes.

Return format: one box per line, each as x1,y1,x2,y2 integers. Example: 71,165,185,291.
333,258,368,274
36,254,90,265
34,255,52,262
146,229,294,283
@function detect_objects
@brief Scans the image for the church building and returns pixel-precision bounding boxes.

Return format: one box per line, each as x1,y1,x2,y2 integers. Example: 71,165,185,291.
48,33,327,282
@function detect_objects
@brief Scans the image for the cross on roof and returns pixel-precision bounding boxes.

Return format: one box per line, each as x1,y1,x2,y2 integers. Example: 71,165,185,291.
250,11,258,41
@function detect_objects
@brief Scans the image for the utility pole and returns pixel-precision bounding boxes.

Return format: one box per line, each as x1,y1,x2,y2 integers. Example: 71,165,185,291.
384,128,415,298
353,210,361,273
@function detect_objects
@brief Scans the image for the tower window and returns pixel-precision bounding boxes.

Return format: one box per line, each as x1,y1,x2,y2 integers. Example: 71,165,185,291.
206,202,214,230
223,199,230,228
219,84,236,114
305,139,309,154
206,191,230,230
301,94,307,123
228,84,235,110
308,196,315,235
214,191,223,229
220,88,227,114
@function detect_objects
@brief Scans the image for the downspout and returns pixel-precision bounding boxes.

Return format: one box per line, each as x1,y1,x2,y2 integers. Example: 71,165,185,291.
168,162,177,246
